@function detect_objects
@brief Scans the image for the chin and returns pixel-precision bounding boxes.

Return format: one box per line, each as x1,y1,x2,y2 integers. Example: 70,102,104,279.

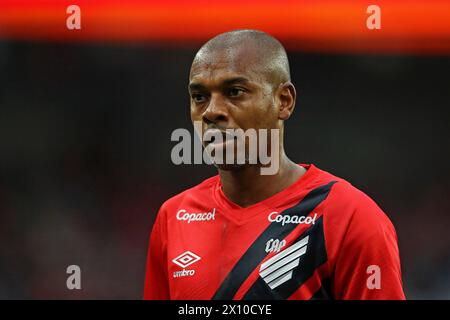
214,162,247,172
214,161,262,172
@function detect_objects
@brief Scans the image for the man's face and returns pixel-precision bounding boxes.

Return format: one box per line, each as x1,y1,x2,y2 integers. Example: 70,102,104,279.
189,47,280,168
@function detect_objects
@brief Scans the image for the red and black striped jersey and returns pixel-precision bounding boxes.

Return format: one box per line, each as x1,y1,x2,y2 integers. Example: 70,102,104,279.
144,164,405,300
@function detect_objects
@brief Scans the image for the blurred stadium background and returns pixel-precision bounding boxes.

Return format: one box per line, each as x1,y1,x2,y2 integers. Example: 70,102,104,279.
0,0,449,299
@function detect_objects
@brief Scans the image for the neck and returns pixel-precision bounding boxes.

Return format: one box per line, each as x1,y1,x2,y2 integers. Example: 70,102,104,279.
218,152,306,208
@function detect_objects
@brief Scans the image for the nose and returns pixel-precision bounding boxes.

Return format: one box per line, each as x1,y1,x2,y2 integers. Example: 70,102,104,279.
202,93,228,125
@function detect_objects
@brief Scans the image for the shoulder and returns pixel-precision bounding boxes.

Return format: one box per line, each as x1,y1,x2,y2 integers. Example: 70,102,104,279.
310,164,396,238
312,165,381,210
327,177,382,211
318,169,398,249
327,177,394,229
315,169,400,265
308,166,382,218
156,174,219,218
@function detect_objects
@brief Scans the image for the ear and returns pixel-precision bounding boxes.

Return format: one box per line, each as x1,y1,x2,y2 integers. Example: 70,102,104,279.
277,81,297,121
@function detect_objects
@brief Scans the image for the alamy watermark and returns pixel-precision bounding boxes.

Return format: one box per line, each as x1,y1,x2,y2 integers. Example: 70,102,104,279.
366,264,381,289
366,5,381,30
66,5,81,30
66,264,81,290
170,121,280,175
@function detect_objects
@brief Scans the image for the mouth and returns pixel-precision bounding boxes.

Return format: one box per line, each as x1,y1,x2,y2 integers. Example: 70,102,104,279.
203,129,236,147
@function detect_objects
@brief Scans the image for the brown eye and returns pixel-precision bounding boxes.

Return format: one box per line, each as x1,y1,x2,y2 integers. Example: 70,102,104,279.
192,93,206,103
229,87,244,97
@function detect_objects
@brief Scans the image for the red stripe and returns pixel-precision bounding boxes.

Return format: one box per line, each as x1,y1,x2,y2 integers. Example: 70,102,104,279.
0,0,449,53
287,262,330,300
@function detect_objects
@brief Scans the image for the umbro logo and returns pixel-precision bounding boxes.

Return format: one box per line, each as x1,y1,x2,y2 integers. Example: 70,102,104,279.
172,251,201,268
259,236,309,289
172,251,201,278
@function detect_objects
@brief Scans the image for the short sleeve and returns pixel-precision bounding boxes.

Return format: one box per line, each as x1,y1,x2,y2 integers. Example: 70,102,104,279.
332,193,405,300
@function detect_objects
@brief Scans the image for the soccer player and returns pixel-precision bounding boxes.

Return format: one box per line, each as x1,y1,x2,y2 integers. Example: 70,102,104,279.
144,30,405,300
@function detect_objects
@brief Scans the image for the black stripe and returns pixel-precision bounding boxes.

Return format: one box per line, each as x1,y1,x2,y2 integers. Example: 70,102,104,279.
242,215,327,300
212,181,337,300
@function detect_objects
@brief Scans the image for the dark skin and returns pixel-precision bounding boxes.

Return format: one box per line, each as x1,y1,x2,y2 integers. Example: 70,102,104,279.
189,43,306,208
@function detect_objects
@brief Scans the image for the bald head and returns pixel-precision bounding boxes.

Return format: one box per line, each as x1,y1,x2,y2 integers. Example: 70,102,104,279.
189,29,297,146
191,29,291,90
